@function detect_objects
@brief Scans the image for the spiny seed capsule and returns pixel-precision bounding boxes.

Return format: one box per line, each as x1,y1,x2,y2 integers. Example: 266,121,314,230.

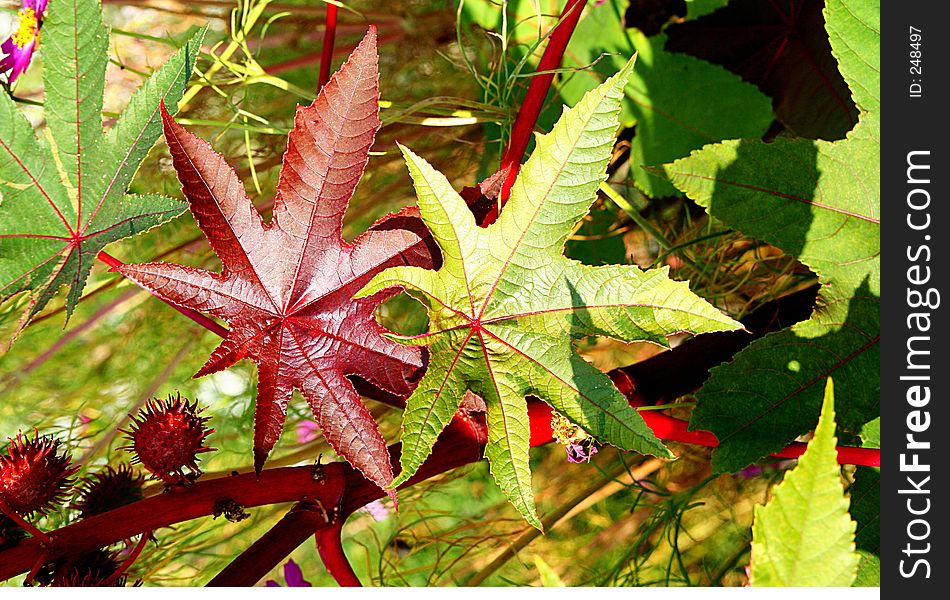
121,394,214,485
0,432,77,515
72,464,145,519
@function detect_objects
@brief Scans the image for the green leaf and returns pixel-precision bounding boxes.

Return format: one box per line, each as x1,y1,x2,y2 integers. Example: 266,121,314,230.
825,0,880,116
42,0,110,196
558,0,772,197
750,378,860,587
0,0,205,332
661,0,880,472
860,418,880,448
684,0,731,20
534,556,566,587
358,56,741,528
849,466,880,554
852,551,880,587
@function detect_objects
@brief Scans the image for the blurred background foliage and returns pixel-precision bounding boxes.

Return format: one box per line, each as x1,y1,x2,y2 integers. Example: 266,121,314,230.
0,0,866,586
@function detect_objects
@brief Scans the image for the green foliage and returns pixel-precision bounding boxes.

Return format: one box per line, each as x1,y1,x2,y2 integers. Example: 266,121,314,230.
849,466,880,554
684,0,731,20
750,379,859,587
853,551,880,587
359,57,740,528
663,0,880,472
557,0,773,197
0,0,881,587
534,556,566,586
0,0,205,333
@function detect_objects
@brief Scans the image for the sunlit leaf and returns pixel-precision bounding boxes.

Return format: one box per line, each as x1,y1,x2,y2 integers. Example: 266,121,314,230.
358,55,741,527
118,30,436,495
0,0,205,335
750,378,860,587
663,0,879,472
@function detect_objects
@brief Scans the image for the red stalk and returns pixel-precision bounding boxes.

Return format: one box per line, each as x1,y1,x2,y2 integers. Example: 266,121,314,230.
101,531,151,586
314,520,360,587
496,0,588,207
317,4,339,92
0,398,878,581
208,504,334,586
0,418,484,580
636,408,880,467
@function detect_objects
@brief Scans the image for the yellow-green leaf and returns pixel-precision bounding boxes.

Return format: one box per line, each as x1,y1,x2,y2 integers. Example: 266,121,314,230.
750,378,860,587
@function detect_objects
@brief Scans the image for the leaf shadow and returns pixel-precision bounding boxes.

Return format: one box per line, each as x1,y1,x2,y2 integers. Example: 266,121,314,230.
695,138,880,471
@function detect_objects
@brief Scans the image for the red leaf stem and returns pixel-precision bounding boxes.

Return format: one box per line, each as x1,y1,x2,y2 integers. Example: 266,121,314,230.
96,251,229,338
208,503,333,587
0,419,479,581
314,519,360,587
0,398,878,582
318,4,339,92
497,0,588,206
101,530,151,586
637,404,880,467
0,498,49,542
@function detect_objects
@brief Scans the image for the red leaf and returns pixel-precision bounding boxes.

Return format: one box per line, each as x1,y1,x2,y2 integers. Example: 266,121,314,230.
118,29,433,496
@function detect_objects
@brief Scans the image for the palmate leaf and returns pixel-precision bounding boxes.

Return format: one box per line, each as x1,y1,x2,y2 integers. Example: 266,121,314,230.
118,30,436,496
358,56,741,528
750,378,860,587
662,0,879,473
0,0,205,334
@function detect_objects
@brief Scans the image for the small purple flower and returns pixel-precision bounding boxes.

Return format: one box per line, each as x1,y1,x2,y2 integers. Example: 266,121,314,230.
565,440,598,463
737,459,795,479
0,0,48,85
265,559,312,587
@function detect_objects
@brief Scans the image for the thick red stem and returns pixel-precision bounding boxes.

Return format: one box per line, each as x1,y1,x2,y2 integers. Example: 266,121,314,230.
317,4,339,92
0,398,877,582
497,0,588,207
634,403,880,467
96,251,229,338
0,417,483,580
315,520,360,587
208,503,333,586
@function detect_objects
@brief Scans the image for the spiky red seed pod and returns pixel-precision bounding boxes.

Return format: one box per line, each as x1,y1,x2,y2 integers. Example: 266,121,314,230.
0,432,77,515
121,394,214,485
72,464,145,519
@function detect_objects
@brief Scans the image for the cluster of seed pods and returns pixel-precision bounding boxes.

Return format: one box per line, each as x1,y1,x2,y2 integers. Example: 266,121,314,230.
0,394,214,586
